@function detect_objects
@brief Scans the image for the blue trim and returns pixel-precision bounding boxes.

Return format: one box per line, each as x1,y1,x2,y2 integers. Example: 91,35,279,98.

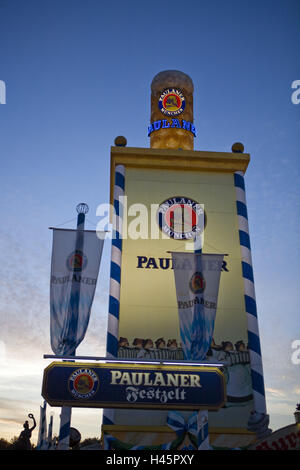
108,295,120,318
239,230,251,250
236,200,248,219
115,171,125,190
242,261,254,282
251,369,265,397
245,295,257,317
106,331,118,356
114,230,122,240
248,330,262,356
114,199,123,217
112,236,122,251
102,415,114,425
59,422,70,441
234,172,245,191
110,261,121,284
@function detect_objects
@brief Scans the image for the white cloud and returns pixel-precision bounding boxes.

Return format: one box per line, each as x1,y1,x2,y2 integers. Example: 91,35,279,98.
266,387,286,398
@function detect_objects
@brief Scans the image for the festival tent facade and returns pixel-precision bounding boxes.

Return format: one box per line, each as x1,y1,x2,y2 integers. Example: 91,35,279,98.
40,70,285,451
101,70,270,449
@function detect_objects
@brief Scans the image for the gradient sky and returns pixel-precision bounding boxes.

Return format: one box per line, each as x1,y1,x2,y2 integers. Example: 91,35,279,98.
0,0,299,444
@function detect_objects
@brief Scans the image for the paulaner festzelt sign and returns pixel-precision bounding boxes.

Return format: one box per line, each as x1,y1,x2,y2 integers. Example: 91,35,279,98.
42,362,225,411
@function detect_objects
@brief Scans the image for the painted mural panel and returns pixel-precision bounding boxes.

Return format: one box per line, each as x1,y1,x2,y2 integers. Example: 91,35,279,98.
116,167,253,430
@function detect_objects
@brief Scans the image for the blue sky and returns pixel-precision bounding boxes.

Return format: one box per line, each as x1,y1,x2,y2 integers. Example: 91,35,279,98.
0,0,299,444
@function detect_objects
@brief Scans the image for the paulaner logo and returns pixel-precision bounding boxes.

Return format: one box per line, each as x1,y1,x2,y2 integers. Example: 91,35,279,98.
68,368,99,399
66,250,87,272
189,272,206,294
158,88,185,116
157,196,205,240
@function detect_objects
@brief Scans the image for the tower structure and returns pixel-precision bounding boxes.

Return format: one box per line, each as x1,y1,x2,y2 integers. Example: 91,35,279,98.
102,71,266,449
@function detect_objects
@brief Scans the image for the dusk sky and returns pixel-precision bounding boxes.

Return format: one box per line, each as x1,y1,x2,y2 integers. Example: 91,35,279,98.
0,0,299,444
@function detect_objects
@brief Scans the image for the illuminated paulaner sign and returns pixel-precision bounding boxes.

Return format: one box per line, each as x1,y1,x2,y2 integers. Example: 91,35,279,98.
148,119,196,137
42,362,226,411
158,88,185,116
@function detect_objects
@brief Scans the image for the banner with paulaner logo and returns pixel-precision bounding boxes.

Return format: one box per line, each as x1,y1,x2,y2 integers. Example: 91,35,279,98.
50,228,104,355
170,252,224,361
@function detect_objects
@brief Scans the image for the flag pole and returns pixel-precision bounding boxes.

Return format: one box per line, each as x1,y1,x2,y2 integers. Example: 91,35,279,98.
57,203,89,450
194,234,210,450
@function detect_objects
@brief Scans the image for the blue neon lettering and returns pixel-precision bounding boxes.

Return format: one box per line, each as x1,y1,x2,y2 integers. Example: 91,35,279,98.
171,119,181,128
182,120,190,131
148,124,154,136
154,120,162,131
147,120,196,137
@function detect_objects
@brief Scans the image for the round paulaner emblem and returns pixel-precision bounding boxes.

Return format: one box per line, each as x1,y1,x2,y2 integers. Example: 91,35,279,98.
66,250,87,272
189,272,206,294
68,368,99,399
158,89,185,116
157,196,205,240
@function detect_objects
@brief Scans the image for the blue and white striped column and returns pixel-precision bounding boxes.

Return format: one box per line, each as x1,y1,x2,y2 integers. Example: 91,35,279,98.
57,406,71,449
37,401,47,450
234,171,266,414
103,164,125,426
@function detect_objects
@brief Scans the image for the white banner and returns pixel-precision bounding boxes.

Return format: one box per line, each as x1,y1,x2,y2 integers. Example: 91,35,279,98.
170,252,224,360
50,228,104,355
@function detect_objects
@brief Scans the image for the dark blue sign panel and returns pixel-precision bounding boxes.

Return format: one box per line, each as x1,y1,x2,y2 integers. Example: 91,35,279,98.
42,362,225,411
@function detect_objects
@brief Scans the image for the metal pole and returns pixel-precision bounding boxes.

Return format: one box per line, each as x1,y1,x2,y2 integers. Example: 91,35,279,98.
194,233,210,450
57,203,89,450
43,354,225,367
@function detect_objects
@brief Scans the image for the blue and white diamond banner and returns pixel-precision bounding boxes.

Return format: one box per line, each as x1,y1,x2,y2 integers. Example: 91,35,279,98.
170,252,224,361
50,228,104,355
